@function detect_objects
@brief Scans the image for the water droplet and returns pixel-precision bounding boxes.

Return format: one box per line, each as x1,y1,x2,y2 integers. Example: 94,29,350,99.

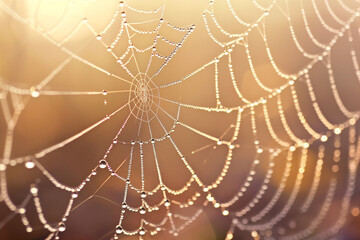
139,228,145,236
99,160,107,169
139,207,146,214
102,90,107,96
141,191,147,198
0,164,6,171
25,160,35,169
164,199,170,207
320,135,328,142
30,87,40,98
30,185,38,194
334,127,341,135
122,202,127,209
116,225,123,234
58,222,66,232
222,209,229,216
18,208,26,214
350,118,356,125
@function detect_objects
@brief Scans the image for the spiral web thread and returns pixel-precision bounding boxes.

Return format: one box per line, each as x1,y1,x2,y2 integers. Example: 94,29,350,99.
1,0,360,239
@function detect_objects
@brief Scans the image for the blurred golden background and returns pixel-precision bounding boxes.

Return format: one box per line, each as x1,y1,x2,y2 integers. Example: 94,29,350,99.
1,0,360,239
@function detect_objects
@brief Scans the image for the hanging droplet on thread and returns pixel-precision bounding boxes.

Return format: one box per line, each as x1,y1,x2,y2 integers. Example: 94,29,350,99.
58,222,66,232
139,228,145,236
25,160,35,169
99,160,107,169
115,225,122,234
30,87,40,98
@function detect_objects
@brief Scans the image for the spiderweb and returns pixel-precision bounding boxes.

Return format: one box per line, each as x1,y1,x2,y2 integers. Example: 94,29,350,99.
1,0,360,239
